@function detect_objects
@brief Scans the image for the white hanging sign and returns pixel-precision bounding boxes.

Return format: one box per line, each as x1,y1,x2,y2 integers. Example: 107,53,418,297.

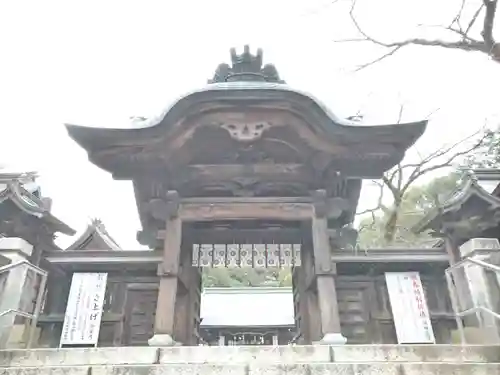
385,272,435,344
60,273,108,346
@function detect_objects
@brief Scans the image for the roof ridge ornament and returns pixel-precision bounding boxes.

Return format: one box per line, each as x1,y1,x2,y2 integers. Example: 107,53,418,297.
208,45,285,84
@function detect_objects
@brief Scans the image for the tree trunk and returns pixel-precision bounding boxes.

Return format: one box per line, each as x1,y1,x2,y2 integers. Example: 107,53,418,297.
384,204,400,244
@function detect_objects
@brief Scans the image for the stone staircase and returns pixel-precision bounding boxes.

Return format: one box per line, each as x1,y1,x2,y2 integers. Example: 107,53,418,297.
0,345,499,374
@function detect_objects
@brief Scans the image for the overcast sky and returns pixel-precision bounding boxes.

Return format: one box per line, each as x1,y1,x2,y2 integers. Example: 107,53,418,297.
0,0,499,249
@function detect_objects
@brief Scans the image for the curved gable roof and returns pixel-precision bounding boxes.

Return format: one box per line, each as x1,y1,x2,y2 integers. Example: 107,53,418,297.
66,46,427,179
66,82,426,156
66,219,121,251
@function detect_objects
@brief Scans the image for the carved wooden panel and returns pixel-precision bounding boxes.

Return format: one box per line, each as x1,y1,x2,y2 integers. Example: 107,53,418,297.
376,321,398,344
335,274,455,344
97,322,117,346
372,274,454,344
421,276,453,315
123,288,157,346
336,279,371,344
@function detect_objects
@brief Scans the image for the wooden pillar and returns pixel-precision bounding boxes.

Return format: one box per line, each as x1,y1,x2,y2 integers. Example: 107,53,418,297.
187,266,202,345
111,282,128,346
173,241,202,345
311,190,346,344
172,271,189,344
444,232,460,265
292,241,321,344
148,191,183,346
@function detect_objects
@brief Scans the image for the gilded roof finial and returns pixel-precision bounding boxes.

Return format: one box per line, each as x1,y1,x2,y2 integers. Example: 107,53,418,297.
209,45,285,84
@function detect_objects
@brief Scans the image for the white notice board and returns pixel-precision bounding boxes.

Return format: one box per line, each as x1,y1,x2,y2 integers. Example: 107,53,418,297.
385,272,435,344
60,273,108,346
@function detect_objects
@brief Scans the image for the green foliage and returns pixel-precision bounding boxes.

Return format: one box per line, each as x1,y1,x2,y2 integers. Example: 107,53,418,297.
202,267,292,288
464,129,500,168
357,172,463,247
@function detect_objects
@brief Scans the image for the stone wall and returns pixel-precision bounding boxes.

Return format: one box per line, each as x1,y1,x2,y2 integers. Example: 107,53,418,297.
0,345,499,375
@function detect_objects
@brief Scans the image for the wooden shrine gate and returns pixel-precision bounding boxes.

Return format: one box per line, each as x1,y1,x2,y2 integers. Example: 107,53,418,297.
64,45,429,347
148,191,346,346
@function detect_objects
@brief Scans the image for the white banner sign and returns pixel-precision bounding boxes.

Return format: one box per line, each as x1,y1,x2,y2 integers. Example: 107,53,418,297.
60,273,108,346
385,272,435,344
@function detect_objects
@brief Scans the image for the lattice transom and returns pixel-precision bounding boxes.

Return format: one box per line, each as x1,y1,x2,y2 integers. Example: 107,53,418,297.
192,244,301,268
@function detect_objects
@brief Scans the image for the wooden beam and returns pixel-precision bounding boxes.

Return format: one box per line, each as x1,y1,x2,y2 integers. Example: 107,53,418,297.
158,227,306,243
331,247,449,263
146,196,349,222
127,283,158,291
38,312,122,324
45,250,162,265
180,196,314,204
107,276,159,283
179,202,313,221
178,163,313,181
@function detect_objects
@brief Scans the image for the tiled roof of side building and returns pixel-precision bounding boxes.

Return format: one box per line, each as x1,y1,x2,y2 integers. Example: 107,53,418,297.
413,170,500,237
0,170,75,236
65,219,121,251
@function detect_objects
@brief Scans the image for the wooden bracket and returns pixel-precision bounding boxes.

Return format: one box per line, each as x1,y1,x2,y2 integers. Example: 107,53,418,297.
327,197,349,219
156,264,189,294
157,263,177,277
146,190,180,221
165,190,180,219
136,230,161,247
147,198,168,221
312,189,328,218
314,263,337,276
312,190,349,219
329,227,359,250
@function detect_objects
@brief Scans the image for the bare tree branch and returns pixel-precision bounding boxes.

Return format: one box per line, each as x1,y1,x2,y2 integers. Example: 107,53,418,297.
347,0,499,70
333,38,373,43
401,134,486,193
356,179,389,216
419,24,483,43
483,0,498,47
356,104,488,245
465,3,485,35
450,0,467,30
396,104,405,123
355,46,404,71
424,108,441,120
405,127,485,170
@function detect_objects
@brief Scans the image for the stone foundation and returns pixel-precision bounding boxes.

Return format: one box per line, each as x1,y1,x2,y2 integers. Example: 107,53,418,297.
0,345,499,374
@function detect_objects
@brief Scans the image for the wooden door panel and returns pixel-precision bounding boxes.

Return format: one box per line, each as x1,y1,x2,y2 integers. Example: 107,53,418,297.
124,288,157,346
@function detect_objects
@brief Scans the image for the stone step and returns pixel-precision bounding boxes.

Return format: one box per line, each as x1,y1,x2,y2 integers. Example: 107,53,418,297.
0,345,499,367
1,363,500,375
330,345,500,363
